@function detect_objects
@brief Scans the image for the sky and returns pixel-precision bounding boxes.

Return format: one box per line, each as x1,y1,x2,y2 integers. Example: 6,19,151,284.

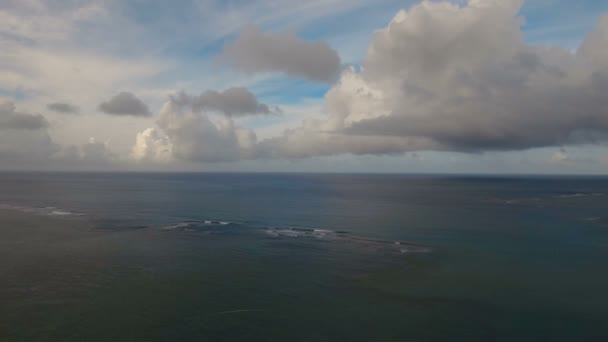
1,0,608,173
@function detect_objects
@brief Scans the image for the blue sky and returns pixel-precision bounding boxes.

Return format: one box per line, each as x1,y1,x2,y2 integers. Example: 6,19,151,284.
0,0,607,173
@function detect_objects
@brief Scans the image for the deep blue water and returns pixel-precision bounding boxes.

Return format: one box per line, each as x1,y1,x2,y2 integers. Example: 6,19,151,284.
1,172,607,341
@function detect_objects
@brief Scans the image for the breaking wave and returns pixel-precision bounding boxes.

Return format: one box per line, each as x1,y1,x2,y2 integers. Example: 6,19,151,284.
0,204,431,255
156,220,431,254
263,227,431,254
160,220,236,231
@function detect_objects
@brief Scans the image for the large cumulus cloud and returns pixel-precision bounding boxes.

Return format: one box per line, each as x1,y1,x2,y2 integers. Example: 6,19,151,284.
135,0,608,164
263,0,608,157
133,95,259,163
132,128,173,163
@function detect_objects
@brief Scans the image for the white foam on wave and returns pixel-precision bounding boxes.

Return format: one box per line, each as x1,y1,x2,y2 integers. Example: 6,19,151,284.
202,220,232,225
559,193,585,198
50,210,73,216
157,220,433,259
118,219,434,256
160,222,192,230
559,193,605,199
265,228,304,237
264,227,348,240
585,217,601,221
264,227,431,254
159,219,236,231
313,229,332,233
505,197,541,204
0,204,83,217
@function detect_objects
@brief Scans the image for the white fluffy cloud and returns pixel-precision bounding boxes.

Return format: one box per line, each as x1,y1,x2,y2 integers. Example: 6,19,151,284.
4,0,608,171
133,97,259,163
134,0,608,164
132,128,173,163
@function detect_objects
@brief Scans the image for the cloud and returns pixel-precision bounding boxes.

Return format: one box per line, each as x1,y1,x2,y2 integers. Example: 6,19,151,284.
257,0,608,158
99,92,151,117
6,0,608,171
133,97,258,163
548,147,596,165
80,137,115,162
132,128,172,163
0,101,119,166
130,0,608,165
128,1,608,166
0,101,49,130
579,15,608,68
257,119,436,159
0,40,169,105
0,101,121,166
47,102,79,114
132,87,276,163
57,145,81,161
0,129,58,162
550,148,570,163
172,87,280,117
221,25,342,83
0,101,58,161
52,138,118,167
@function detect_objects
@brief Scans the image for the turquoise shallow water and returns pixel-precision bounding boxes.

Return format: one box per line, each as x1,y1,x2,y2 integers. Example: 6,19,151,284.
0,173,607,341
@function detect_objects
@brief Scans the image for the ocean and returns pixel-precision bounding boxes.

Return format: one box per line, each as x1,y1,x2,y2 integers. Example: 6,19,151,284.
1,172,607,341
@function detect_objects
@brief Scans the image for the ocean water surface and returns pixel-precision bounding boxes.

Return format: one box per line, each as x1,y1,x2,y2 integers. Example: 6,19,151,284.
1,172,607,341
